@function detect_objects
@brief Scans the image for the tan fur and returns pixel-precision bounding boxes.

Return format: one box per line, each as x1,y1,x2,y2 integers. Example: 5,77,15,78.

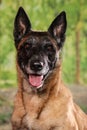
11,63,87,130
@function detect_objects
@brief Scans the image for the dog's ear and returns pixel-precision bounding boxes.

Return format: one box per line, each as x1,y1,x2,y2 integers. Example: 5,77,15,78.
48,11,67,48
14,7,31,48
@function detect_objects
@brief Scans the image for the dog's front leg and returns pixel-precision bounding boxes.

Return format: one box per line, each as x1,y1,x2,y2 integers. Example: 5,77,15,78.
11,90,26,129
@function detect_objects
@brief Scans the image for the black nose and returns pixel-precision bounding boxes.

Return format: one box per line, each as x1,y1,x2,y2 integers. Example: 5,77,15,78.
30,61,44,71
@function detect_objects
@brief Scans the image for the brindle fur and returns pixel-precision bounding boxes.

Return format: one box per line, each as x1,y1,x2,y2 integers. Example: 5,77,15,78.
12,7,87,130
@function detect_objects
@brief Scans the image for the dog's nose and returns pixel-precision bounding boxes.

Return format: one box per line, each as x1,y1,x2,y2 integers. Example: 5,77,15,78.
30,61,44,71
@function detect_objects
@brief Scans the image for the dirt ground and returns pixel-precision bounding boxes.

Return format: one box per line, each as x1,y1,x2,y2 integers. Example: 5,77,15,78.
0,85,87,130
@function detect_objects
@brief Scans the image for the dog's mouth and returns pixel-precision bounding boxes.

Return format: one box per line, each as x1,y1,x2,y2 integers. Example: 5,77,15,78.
28,72,49,89
29,74,44,88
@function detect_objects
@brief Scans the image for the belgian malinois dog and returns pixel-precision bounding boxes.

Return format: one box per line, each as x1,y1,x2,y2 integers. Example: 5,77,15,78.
12,7,87,130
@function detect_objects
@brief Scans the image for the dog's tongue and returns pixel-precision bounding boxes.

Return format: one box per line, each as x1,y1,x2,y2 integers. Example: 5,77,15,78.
29,75,43,87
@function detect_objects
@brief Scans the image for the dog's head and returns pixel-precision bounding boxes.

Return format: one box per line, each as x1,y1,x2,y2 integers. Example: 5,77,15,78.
14,7,67,91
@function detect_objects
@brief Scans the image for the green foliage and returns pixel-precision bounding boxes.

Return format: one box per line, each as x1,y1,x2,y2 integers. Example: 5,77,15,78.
0,0,87,87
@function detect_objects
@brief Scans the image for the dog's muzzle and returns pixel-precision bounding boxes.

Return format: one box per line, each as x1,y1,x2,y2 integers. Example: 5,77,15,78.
25,56,50,89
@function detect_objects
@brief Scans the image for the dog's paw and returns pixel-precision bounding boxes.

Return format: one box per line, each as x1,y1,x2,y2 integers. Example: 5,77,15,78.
11,106,26,128
11,113,23,129
11,117,21,130
12,112,29,130
12,124,29,130
12,117,29,130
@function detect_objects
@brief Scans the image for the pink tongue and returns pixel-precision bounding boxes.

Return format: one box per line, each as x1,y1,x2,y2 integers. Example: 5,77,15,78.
29,75,43,87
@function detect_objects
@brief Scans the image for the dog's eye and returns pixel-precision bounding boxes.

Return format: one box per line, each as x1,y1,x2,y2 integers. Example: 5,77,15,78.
24,43,32,50
45,44,54,52
25,44,29,49
47,46,52,51
44,44,56,61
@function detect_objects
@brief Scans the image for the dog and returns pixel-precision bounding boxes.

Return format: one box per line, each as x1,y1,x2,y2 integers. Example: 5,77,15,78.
11,7,87,130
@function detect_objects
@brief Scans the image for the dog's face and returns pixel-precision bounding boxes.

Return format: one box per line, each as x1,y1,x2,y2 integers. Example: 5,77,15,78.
14,7,67,90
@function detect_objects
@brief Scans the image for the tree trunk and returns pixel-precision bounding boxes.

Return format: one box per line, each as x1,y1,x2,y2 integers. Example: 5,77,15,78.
0,0,2,4
75,29,80,84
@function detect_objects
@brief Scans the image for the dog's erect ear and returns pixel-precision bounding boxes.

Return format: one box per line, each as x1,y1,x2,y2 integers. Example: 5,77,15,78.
48,11,67,48
14,7,31,48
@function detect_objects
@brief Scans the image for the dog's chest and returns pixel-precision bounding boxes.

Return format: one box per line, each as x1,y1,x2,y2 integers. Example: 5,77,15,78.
23,94,66,130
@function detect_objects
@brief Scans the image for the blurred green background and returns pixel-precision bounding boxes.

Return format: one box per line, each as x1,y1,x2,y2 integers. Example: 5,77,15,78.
0,0,87,88
0,0,87,129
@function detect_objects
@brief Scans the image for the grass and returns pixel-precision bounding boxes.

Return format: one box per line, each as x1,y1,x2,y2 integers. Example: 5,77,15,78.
80,105,87,113
0,113,11,124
